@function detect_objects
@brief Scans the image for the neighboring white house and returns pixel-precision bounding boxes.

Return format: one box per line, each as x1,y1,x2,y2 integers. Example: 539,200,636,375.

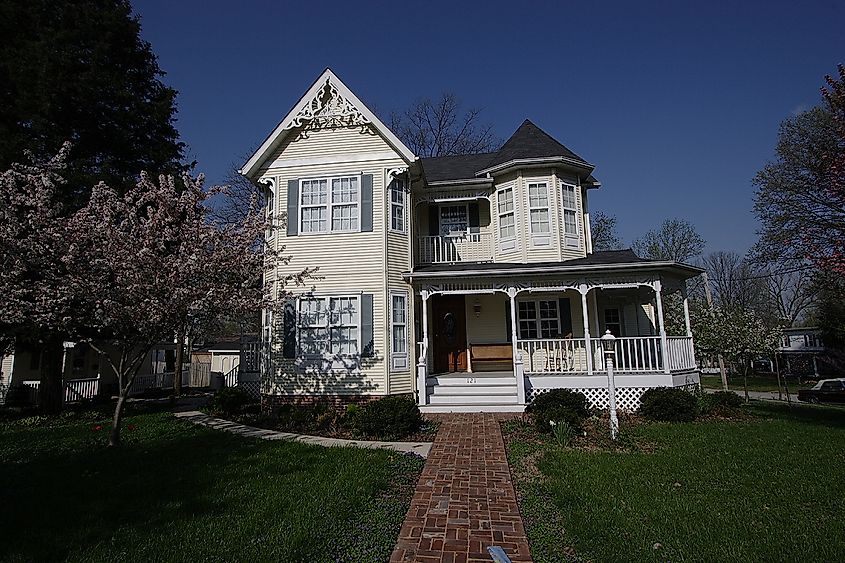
778,327,835,378
241,68,702,413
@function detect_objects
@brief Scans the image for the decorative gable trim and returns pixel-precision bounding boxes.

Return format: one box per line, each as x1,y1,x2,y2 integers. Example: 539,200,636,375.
240,69,416,179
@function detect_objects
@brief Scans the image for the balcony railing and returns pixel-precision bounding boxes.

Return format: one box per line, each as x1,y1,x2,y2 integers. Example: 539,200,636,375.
416,233,494,264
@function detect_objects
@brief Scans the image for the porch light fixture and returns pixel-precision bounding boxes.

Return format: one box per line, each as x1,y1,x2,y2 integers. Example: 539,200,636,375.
473,299,482,318
600,330,619,440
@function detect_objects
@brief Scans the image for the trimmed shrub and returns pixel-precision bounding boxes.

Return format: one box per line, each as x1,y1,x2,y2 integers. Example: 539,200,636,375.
528,389,591,433
352,396,422,440
208,387,255,417
638,387,697,422
699,390,744,416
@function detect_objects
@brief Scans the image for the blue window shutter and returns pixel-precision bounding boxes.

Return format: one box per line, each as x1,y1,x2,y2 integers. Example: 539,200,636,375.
361,294,374,357
468,202,480,233
283,300,297,358
361,174,373,232
558,298,572,336
287,180,299,236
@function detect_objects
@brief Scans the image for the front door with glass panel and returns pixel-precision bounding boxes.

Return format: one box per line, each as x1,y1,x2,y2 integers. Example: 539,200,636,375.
432,295,467,373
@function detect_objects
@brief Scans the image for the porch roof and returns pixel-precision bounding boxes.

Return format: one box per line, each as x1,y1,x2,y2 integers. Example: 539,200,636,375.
404,250,703,281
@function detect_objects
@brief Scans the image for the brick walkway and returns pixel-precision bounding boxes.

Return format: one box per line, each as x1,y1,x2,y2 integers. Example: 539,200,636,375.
391,414,532,563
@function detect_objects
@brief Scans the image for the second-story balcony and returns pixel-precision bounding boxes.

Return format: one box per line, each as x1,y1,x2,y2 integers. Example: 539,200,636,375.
417,233,494,264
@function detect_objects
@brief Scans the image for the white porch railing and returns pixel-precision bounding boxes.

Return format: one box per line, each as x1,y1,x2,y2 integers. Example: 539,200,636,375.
593,336,663,373
519,335,696,375
518,339,591,373
417,233,493,264
665,336,696,371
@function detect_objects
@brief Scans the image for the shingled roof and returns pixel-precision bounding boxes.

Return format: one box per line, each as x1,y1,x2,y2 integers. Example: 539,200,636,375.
419,119,594,184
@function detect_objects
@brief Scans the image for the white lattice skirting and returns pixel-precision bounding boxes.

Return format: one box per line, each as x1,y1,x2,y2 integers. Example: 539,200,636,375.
528,386,648,411
237,380,261,399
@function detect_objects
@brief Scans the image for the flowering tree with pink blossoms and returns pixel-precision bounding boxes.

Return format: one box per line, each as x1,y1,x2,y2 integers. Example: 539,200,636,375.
0,146,79,413
66,172,311,446
1,148,310,445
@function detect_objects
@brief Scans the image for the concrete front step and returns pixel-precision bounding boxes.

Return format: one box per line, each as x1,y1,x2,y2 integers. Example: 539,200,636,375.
428,393,519,405
428,384,517,396
426,375,516,386
420,403,527,413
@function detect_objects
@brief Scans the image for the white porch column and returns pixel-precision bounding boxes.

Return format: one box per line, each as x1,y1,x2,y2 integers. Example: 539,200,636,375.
416,290,431,406
508,287,526,405
579,284,594,375
654,280,670,374
682,285,692,337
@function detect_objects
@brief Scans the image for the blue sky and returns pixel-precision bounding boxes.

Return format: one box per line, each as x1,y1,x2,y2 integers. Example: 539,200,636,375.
134,0,843,254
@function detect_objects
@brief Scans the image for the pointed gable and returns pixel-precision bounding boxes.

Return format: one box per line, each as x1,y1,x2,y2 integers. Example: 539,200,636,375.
240,68,415,179
482,119,590,171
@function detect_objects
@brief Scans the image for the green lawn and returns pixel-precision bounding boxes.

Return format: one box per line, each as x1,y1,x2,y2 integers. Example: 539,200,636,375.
505,403,845,562
0,406,422,562
701,374,812,393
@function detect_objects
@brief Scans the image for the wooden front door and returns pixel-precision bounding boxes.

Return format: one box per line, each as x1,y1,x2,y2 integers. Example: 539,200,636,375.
432,295,468,373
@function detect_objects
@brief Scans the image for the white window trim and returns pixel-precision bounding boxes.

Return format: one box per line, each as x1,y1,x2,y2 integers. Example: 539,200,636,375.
438,203,470,238
265,192,275,241
517,299,561,340
526,181,551,235
496,186,516,244
296,294,362,360
390,290,409,370
298,174,363,235
561,180,580,248
389,178,407,234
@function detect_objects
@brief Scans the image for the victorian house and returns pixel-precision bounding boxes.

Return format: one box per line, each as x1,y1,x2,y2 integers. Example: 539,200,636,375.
240,69,701,413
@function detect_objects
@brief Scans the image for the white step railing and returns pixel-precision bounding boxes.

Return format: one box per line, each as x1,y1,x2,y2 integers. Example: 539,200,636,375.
64,377,99,402
665,336,696,371
416,233,493,264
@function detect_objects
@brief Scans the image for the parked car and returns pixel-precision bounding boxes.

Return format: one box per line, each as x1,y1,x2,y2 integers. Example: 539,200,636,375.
797,378,845,404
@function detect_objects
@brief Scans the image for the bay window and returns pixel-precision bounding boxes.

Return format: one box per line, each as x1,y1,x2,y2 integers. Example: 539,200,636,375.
528,182,551,234
561,182,579,248
497,187,515,239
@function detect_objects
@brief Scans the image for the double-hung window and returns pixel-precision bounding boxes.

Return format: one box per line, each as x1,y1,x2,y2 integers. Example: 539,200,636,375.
299,296,360,357
390,178,406,233
390,292,408,369
561,182,579,248
300,176,360,233
528,182,551,246
497,187,515,240
518,300,560,339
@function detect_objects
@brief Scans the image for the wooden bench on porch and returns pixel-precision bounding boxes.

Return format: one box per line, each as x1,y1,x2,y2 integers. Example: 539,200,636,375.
468,343,513,372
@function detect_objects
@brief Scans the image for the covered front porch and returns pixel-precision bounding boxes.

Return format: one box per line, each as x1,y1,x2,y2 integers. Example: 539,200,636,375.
406,259,701,412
